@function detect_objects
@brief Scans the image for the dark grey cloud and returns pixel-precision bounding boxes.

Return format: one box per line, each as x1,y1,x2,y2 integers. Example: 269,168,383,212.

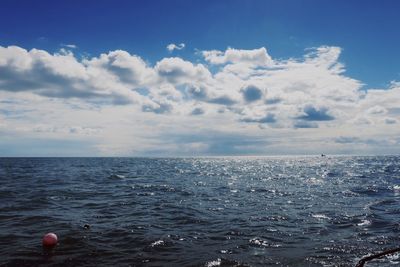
186,85,236,106
241,85,263,102
208,95,237,106
265,97,282,105
0,137,98,157
334,136,391,147
334,136,360,144
157,67,187,82
142,101,173,114
241,113,276,124
388,108,400,115
0,108,34,119
191,107,205,115
135,87,150,96
385,118,397,124
296,105,334,121
99,51,148,85
186,84,208,99
204,135,267,155
149,131,270,156
0,58,134,105
107,64,140,85
0,63,77,93
155,58,210,85
293,121,318,128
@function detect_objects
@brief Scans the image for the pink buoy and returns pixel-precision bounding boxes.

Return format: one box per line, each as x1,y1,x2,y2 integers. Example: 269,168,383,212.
42,233,58,248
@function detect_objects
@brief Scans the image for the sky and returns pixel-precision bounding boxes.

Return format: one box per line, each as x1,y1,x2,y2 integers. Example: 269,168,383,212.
0,0,400,156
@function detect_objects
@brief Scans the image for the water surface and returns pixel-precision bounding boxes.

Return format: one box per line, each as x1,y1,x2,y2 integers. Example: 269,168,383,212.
1,156,400,266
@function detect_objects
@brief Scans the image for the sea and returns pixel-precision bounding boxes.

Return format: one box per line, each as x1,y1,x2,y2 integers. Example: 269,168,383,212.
0,156,399,267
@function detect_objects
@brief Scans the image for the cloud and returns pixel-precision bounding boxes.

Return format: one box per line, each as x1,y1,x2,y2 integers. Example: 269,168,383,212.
33,124,101,135
1,44,400,155
0,44,363,122
191,107,205,115
265,97,282,105
296,105,335,121
155,57,211,84
153,131,270,156
166,43,185,52
240,113,276,124
0,46,146,105
334,136,360,144
142,101,173,114
241,84,263,102
202,47,273,66
367,105,387,114
208,95,237,106
333,136,396,148
385,117,397,124
61,44,77,49
87,50,154,85
185,84,237,106
293,121,318,128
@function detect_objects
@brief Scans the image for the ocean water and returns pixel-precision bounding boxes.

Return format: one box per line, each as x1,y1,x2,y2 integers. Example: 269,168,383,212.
0,156,400,267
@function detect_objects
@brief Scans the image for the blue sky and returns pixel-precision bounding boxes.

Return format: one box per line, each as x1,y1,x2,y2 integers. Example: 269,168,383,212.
1,0,400,156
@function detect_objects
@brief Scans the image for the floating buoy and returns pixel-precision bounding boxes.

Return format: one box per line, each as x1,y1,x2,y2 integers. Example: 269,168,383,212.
42,233,58,248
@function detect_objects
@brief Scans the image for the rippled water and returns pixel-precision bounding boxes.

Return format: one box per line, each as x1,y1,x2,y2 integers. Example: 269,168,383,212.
1,156,400,266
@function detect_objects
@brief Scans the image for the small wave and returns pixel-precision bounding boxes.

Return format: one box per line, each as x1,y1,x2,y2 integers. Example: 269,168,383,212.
351,186,379,196
394,185,400,196
387,253,400,264
150,240,165,247
306,177,323,185
311,214,330,220
205,258,221,267
109,174,125,179
249,237,281,248
357,219,371,226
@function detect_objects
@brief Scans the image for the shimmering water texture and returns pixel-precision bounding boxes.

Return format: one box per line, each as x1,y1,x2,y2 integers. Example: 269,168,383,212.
1,156,400,266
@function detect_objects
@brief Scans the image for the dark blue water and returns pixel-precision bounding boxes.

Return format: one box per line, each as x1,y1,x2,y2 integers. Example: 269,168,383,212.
1,156,400,267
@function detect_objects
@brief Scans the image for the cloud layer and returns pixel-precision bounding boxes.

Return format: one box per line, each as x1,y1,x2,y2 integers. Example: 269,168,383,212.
0,44,399,155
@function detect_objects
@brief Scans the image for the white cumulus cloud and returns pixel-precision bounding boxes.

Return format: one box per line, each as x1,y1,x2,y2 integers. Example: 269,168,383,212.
202,47,273,66
166,43,185,52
